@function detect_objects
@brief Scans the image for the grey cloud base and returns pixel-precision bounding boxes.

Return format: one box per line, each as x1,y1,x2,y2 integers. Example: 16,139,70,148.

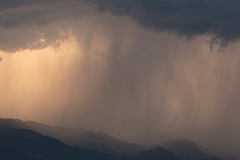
1,1,240,159
91,0,240,48
1,0,240,51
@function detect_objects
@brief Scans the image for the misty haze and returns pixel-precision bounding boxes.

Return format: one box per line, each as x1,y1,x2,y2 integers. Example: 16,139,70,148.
0,0,240,160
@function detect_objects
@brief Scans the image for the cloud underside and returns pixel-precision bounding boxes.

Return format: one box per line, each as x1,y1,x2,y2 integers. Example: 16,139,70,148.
92,0,240,48
2,1,240,158
0,0,240,52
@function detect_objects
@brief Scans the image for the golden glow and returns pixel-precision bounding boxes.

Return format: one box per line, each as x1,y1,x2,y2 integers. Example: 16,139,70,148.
0,33,80,123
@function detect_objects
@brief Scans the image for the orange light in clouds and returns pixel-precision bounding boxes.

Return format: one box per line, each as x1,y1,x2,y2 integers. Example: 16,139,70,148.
0,34,80,122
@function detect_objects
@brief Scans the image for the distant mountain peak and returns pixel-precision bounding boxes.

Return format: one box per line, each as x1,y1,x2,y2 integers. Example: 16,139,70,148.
0,118,143,156
0,118,220,160
133,146,180,160
0,127,120,160
160,139,214,160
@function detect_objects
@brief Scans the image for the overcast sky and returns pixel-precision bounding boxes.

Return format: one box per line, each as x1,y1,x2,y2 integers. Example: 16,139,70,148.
1,0,240,158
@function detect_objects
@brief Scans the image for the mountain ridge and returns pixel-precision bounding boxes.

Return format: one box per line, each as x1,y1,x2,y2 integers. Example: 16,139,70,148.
0,118,222,160
0,127,121,160
0,118,143,156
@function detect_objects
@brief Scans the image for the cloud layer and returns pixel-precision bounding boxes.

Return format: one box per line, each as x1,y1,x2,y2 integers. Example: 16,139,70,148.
1,0,240,51
1,0,240,159
92,0,240,48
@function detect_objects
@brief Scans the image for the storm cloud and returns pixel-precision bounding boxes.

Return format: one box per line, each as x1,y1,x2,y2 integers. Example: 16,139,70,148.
92,0,240,48
1,0,240,159
1,0,240,51
0,0,91,52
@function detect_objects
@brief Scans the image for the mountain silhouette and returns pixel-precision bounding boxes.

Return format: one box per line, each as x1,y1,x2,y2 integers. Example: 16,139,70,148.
0,127,122,160
133,146,180,160
160,139,216,160
0,118,222,160
0,118,143,156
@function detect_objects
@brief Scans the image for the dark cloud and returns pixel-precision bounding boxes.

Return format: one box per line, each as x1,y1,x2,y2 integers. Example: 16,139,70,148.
0,9,52,29
1,1,240,159
0,0,87,52
0,0,69,29
1,0,240,52
0,0,55,10
91,0,240,48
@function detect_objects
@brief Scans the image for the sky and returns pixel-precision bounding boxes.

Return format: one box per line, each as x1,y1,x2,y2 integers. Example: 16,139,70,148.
1,0,240,158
